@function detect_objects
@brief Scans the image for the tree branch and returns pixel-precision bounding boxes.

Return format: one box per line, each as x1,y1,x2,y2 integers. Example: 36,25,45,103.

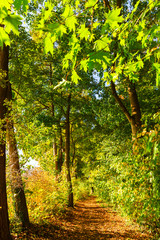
111,80,132,123
103,0,111,10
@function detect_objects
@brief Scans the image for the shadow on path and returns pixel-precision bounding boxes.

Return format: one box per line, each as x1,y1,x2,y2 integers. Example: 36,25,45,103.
12,196,152,240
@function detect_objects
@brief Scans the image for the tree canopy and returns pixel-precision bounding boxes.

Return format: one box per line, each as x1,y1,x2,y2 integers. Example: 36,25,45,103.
0,0,160,239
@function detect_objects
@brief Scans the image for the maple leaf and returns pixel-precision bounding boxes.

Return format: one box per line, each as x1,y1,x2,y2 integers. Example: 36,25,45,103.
0,27,10,46
0,0,13,9
85,0,97,8
14,0,29,12
71,70,81,84
78,24,90,40
4,14,22,35
105,8,124,29
44,33,53,55
65,16,77,32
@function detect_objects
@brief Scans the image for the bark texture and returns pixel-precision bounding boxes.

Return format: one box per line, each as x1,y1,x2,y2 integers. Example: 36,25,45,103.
65,94,73,207
0,44,12,239
55,128,63,180
49,63,60,180
7,119,30,227
128,82,141,139
58,128,63,173
53,139,58,180
111,80,141,138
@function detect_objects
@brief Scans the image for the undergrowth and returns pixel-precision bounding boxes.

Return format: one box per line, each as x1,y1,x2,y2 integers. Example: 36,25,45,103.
7,167,90,234
92,124,160,238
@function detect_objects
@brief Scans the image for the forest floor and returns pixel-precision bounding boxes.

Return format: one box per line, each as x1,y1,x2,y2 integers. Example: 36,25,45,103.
12,196,154,240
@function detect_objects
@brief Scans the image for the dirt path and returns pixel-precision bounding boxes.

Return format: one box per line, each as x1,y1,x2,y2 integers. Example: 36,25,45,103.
13,196,153,240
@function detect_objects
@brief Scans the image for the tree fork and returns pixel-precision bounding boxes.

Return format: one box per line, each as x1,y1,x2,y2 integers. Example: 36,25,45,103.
104,0,142,145
111,80,132,123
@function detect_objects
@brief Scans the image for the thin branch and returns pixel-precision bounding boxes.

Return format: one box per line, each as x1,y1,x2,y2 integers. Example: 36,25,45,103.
12,88,50,110
103,0,111,10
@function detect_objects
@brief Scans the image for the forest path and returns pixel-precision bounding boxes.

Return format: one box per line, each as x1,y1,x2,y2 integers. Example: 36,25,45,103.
13,196,152,240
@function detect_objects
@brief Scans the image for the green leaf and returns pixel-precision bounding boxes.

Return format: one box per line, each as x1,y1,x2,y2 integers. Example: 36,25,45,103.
63,59,69,69
88,51,110,70
156,51,160,60
92,22,100,29
85,0,97,8
137,31,144,41
0,0,13,9
111,72,119,81
120,38,125,46
94,36,110,51
103,71,110,83
62,5,72,18
44,2,54,21
65,16,77,32
153,63,160,86
14,0,30,12
105,8,123,29
149,0,155,10
63,51,74,69
44,33,53,55
4,14,22,35
64,52,74,61
69,33,79,45
57,25,67,37
78,24,90,40
136,55,144,70
90,51,110,63
75,0,80,8
48,23,66,37
128,0,140,19
0,9,7,21
80,59,89,72
71,70,81,84
0,27,10,46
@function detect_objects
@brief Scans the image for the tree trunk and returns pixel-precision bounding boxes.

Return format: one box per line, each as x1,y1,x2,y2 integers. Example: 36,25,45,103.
59,92,64,173
5,42,30,227
111,80,141,142
58,128,63,173
128,82,141,153
53,139,59,180
72,142,76,165
0,44,12,239
128,82,141,140
65,94,73,207
7,119,30,227
49,63,60,180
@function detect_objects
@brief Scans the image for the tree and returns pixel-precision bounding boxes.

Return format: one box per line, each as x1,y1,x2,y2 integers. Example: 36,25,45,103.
7,83,30,227
0,42,12,240
65,93,73,207
102,0,142,151
37,0,159,148
0,0,29,235
9,25,100,207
